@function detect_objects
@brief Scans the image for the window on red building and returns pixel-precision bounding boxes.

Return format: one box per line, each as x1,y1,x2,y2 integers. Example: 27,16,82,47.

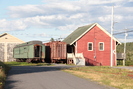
88,42,93,51
99,42,104,51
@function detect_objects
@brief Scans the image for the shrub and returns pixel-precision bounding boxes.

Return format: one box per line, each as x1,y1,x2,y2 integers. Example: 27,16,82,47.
125,60,133,66
0,62,10,89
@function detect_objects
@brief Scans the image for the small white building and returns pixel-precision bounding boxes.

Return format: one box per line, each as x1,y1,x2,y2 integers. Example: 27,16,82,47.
0,33,24,62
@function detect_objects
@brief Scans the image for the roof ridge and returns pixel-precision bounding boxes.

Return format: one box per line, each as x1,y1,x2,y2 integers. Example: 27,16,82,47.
63,23,121,45
63,23,96,45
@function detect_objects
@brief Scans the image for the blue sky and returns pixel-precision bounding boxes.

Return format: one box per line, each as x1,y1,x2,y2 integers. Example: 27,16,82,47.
0,0,133,42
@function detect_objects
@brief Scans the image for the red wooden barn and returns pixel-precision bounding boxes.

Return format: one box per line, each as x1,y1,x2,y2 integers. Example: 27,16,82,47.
63,23,121,66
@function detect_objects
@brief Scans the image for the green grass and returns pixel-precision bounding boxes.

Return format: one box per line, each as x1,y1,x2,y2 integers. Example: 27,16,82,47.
63,66,133,89
5,62,53,66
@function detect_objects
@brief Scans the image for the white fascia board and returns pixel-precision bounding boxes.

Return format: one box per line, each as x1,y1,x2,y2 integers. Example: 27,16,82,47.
70,23,96,45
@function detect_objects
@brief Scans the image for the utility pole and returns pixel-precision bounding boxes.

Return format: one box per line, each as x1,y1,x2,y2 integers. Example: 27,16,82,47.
123,29,128,66
113,29,131,66
110,6,114,67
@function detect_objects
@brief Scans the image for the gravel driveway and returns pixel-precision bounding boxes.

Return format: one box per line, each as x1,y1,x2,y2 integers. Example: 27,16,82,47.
113,66,133,71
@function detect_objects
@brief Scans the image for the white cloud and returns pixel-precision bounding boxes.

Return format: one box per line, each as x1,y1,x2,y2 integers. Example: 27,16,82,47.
24,16,50,26
129,0,133,2
118,38,133,43
98,15,111,22
0,19,27,31
8,2,81,18
8,5,45,18
0,0,132,40
115,7,133,15
82,0,110,5
69,13,85,19
46,2,81,11
78,0,125,5
125,7,133,12
114,15,123,22
57,24,79,31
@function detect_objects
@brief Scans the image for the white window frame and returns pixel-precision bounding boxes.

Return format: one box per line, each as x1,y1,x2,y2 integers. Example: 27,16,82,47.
88,42,93,51
99,42,104,51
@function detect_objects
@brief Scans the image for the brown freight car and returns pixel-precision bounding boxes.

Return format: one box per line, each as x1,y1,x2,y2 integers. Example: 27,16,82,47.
44,41,67,63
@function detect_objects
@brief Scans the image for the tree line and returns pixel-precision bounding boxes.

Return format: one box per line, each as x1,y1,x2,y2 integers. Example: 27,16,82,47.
117,42,133,65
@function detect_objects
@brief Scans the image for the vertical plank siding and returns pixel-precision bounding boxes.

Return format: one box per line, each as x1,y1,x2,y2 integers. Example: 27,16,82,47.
77,26,117,66
44,41,67,63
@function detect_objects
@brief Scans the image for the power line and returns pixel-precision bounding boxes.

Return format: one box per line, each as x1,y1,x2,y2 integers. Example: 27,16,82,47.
113,29,133,35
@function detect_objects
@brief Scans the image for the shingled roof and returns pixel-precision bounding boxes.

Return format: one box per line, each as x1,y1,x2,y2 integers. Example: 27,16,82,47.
63,23,121,45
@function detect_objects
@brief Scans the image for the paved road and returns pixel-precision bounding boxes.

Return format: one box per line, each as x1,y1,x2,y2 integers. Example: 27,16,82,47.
5,65,116,89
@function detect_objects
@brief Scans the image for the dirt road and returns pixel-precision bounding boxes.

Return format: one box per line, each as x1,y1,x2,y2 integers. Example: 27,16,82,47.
5,65,116,89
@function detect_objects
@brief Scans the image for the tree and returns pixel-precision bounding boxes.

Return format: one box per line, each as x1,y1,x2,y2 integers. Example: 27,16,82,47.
117,42,133,61
50,38,54,42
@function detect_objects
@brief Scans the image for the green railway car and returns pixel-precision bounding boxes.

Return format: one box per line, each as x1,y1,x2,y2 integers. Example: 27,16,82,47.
13,41,45,62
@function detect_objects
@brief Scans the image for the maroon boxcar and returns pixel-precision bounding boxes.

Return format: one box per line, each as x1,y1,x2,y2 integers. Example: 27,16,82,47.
44,41,67,63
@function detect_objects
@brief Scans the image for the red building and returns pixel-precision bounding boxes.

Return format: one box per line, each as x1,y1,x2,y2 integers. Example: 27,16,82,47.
63,23,121,66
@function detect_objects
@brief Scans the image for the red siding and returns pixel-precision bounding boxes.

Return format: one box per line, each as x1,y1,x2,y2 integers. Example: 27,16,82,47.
77,26,116,66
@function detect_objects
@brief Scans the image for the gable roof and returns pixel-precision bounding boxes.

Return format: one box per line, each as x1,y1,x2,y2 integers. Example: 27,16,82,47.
0,33,25,43
63,23,121,45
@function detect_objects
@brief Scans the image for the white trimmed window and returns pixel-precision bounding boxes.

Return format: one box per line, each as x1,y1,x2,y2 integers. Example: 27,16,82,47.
99,42,104,51
88,42,93,51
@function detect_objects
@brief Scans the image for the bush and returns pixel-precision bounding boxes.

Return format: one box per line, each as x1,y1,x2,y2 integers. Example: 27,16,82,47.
117,60,123,65
117,60,133,66
125,60,133,66
0,62,10,89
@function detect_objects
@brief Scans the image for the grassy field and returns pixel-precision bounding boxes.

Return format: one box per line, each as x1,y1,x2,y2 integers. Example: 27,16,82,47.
63,66,133,89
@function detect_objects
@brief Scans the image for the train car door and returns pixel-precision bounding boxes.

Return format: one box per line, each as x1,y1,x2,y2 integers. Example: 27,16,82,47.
34,44,41,57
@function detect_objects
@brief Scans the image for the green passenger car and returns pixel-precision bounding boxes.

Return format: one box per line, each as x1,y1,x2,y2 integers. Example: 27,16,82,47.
13,41,45,62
